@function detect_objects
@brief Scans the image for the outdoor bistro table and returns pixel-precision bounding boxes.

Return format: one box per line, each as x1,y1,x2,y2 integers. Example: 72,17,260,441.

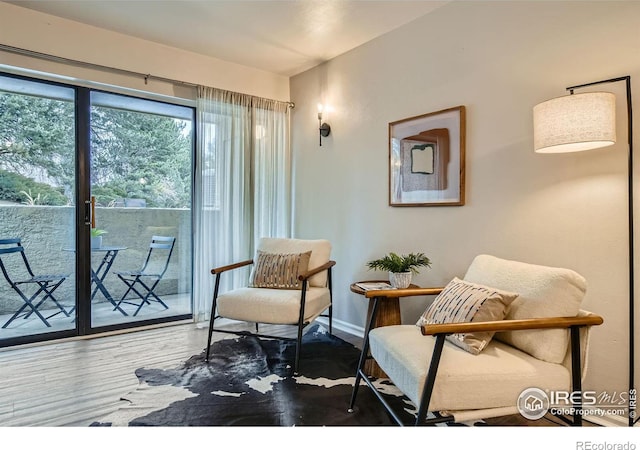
64,245,128,316
90,246,128,315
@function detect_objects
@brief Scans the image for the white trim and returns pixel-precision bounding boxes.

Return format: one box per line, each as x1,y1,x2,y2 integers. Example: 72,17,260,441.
314,316,365,339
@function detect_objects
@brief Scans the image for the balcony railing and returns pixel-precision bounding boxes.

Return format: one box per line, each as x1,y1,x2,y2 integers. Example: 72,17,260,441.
0,204,191,317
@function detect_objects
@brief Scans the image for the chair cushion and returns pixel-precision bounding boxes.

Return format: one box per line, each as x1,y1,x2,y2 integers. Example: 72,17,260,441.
416,277,518,354
463,255,586,364
256,238,331,287
217,286,331,325
249,250,311,290
369,325,570,412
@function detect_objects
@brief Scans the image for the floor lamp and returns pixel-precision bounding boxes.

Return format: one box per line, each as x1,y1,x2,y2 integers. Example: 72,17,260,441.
533,75,635,426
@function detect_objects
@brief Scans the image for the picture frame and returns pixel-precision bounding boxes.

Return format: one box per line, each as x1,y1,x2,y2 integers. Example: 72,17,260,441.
389,105,466,206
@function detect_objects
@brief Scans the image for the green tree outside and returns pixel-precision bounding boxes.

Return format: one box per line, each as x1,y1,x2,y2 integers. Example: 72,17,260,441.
0,90,192,208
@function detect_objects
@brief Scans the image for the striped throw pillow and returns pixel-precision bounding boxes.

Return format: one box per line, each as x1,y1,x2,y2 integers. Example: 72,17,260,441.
249,250,312,290
416,277,518,354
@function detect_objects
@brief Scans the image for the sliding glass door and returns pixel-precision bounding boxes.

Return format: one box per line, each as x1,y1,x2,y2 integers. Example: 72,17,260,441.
88,91,194,328
0,72,194,346
0,74,77,341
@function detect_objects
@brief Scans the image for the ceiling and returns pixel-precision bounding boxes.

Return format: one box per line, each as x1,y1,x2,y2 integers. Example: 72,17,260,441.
6,0,448,77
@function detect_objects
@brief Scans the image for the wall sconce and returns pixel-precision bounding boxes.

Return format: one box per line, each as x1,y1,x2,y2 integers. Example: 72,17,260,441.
317,104,331,146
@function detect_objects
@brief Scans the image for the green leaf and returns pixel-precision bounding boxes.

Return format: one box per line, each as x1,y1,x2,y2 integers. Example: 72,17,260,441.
91,228,108,237
366,252,431,274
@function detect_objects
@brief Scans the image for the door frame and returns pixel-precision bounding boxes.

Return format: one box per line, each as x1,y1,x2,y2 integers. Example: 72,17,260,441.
0,71,194,348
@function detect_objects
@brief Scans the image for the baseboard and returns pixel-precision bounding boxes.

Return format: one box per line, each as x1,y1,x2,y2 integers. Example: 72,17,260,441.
314,317,364,339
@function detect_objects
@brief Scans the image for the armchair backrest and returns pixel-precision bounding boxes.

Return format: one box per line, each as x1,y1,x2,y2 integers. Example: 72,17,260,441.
463,254,586,364
256,238,331,287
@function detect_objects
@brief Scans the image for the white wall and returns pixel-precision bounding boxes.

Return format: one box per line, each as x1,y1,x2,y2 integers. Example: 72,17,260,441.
0,2,289,102
291,0,640,422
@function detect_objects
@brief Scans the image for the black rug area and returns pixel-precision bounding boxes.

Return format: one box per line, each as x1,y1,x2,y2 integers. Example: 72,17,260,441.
92,325,417,426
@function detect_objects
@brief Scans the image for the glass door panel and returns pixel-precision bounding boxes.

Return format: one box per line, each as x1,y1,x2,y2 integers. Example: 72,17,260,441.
0,74,77,342
89,91,193,328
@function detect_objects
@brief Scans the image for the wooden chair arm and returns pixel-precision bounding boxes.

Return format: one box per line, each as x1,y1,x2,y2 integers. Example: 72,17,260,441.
364,287,444,299
420,314,604,336
298,260,336,281
211,259,253,275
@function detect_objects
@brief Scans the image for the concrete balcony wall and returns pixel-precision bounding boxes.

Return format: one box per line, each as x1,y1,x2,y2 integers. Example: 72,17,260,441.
0,205,192,315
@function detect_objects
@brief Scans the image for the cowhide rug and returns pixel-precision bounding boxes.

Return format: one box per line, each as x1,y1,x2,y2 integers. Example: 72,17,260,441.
91,325,419,426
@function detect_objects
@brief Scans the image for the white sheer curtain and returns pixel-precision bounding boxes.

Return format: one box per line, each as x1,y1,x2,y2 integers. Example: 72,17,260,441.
193,87,291,322
252,97,292,243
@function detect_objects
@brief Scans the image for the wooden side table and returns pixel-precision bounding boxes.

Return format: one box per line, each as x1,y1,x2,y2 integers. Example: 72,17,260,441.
350,281,419,378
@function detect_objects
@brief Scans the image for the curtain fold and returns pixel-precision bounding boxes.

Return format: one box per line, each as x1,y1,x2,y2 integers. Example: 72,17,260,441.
252,97,292,243
193,87,291,322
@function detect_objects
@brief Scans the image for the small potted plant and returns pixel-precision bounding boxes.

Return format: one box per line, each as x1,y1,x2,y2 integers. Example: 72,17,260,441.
90,228,108,249
366,252,432,288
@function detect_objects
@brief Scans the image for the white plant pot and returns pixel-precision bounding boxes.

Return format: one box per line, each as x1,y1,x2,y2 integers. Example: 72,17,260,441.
91,236,102,249
389,271,412,289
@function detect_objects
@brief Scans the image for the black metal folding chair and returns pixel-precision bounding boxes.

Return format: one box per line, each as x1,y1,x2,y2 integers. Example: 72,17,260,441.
0,238,70,328
113,235,176,316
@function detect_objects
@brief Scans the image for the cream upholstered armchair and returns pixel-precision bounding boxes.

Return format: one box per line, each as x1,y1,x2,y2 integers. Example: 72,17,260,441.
348,254,604,426
205,237,335,373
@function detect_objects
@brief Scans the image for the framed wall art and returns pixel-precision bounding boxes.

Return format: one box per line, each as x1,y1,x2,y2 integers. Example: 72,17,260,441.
389,105,466,206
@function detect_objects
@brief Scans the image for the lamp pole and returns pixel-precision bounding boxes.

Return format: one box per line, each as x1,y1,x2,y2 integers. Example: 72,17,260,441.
566,76,635,426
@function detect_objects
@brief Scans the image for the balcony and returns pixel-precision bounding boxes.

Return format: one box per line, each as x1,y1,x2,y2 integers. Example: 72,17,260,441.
0,204,192,340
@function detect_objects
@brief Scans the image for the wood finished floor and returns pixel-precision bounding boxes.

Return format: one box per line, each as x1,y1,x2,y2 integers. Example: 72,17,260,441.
0,321,361,426
0,320,575,427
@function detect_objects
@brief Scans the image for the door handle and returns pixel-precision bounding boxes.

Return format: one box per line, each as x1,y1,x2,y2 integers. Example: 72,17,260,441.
84,200,91,226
